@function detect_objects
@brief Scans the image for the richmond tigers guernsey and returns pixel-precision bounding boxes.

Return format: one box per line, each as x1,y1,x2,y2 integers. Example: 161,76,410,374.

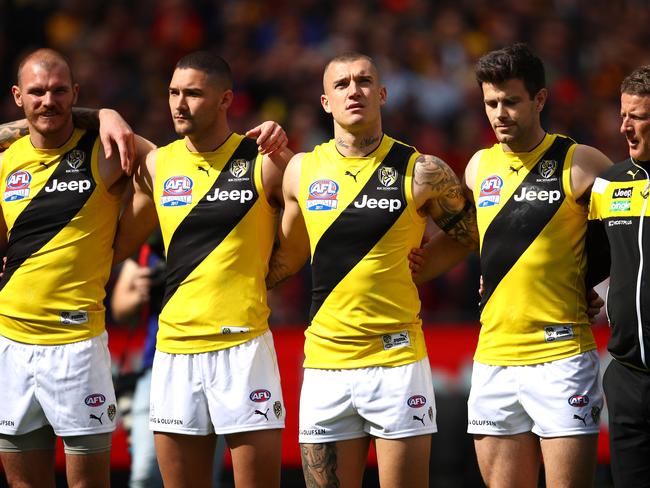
474,133,596,365
0,129,119,345
299,136,427,369
155,134,276,354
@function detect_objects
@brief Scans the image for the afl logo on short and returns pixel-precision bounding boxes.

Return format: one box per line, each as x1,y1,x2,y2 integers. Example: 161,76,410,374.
407,395,427,408
478,175,503,208
568,395,589,407
306,179,339,211
250,389,271,402
161,176,193,207
4,170,32,202
85,394,106,407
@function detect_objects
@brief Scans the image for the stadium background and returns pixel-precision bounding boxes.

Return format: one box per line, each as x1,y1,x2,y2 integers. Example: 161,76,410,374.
1,0,648,486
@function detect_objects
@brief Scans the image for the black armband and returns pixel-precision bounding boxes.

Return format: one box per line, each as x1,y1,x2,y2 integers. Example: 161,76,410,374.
585,219,611,288
440,200,472,233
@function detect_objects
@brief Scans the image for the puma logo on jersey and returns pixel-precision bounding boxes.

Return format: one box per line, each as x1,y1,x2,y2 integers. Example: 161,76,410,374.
353,194,401,212
205,188,254,203
44,179,91,193
627,169,640,179
573,414,587,426
345,170,361,182
513,187,561,204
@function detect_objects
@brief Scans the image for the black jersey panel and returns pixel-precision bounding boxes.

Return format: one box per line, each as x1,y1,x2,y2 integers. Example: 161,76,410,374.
309,142,414,322
480,136,573,310
162,138,259,308
0,130,98,292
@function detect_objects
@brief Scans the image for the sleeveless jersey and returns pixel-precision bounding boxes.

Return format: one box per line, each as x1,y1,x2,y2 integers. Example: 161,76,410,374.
155,134,276,354
474,133,596,365
0,129,120,344
299,136,427,369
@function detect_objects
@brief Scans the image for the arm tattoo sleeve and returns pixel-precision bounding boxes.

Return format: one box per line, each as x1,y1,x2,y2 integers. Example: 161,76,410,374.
301,443,340,488
71,108,100,131
0,120,29,151
414,155,480,251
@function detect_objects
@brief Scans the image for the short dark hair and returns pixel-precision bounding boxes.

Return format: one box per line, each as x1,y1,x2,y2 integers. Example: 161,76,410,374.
621,66,650,96
475,43,545,99
175,51,232,90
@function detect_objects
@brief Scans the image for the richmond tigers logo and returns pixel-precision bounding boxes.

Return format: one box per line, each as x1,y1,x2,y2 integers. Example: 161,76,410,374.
230,159,250,178
538,159,558,179
378,166,398,187
64,149,85,170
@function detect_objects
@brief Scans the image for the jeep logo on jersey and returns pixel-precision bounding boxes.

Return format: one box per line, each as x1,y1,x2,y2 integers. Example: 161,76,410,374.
613,187,633,199
513,187,561,204
249,389,271,402
44,179,92,193
65,149,85,170
478,175,503,207
206,188,254,203
407,395,427,408
161,176,193,207
306,179,339,211
568,395,589,407
353,194,401,212
4,170,32,202
538,159,558,178
85,394,106,407
229,159,250,178
378,166,398,187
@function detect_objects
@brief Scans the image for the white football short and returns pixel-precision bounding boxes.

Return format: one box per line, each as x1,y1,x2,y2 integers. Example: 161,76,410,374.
149,330,285,435
467,350,603,437
0,331,117,436
299,358,437,443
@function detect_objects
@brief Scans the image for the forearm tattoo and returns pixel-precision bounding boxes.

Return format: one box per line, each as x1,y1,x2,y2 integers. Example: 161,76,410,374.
0,120,29,150
415,154,480,251
71,107,100,131
301,443,340,488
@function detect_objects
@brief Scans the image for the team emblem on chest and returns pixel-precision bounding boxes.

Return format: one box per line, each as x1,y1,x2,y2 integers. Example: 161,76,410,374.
229,159,250,181
538,159,558,179
378,166,398,188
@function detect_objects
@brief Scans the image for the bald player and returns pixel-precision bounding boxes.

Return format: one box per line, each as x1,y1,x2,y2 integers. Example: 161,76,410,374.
0,48,155,487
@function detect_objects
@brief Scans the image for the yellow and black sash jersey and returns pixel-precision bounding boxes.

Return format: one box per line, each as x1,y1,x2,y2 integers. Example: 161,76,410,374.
155,134,276,354
0,129,119,344
474,133,596,365
589,158,650,372
299,136,427,369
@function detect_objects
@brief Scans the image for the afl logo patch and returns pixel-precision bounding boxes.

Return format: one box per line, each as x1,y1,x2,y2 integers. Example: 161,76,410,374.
249,389,271,402
407,395,427,408
65,149,85,170
478,175,503,208
568,395,589,407
230,159,250,178
4,170,32,201
306,179,339,211
378,166,398,187
161,176,193,207
84,393,106,407
538,159,558,179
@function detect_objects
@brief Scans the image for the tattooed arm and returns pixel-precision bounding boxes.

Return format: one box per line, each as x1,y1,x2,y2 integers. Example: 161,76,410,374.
0,119,29,151
410,153,479,283
266,153,310,289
